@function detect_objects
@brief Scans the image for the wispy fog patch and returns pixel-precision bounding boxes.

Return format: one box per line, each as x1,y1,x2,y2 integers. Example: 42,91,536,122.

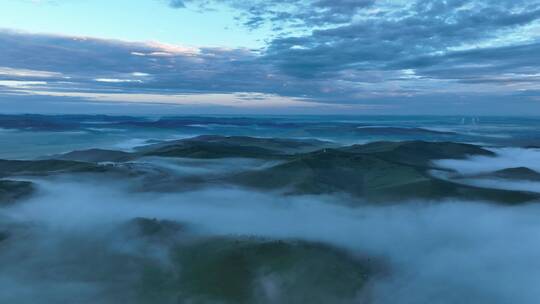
110,134,199,152
2,177,540,303
0,128,17,133
435,147,540,175
85,127,127,133
432,147,540,192
136,156,282,176
456,178,540,193
430,169,540,193
111,138,154,151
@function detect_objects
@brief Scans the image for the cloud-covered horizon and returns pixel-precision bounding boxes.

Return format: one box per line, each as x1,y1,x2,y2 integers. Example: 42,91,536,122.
1,0,540,114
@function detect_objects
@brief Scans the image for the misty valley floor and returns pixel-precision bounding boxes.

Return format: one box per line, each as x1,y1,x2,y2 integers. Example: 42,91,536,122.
1,115,540,304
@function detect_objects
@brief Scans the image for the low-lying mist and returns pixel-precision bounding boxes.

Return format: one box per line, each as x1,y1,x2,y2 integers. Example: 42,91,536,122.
435,147,540,175
433,147,540,193
2,175,540,303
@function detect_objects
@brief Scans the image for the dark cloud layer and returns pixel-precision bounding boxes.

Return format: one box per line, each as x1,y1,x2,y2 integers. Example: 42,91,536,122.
1,0,540,113
264,0,540,75
0,30,354,101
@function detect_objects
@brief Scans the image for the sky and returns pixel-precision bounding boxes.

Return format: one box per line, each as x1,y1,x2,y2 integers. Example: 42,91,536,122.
1,0,540,115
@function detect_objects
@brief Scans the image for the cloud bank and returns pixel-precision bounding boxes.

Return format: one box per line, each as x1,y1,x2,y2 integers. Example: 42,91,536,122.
3,175,540,303
1,0,540,113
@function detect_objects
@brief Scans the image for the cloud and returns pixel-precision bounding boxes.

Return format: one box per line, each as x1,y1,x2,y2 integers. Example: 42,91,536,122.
168,0,185,8
2,0,540,113
0,30,384,109
0,30,285,96
0,67,63,78
432,147,540,193
17,90,322,108
435,147,540,175
263,0,540,78
165,0,540,100
3,175,540,303
172,0,375,29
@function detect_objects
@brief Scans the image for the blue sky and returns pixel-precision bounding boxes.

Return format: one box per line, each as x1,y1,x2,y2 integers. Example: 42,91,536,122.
0,0,273,48
1,0,540,115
